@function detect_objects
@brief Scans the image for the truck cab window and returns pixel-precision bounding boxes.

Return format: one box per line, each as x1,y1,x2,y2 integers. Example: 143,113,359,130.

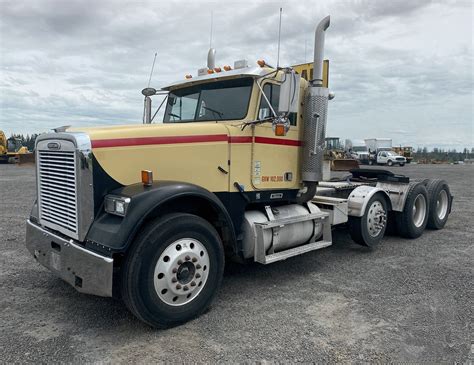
163,78,253,122
258,83,297,126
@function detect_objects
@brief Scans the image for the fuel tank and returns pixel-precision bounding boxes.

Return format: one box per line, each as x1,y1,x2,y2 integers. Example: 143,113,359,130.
241,203,323,259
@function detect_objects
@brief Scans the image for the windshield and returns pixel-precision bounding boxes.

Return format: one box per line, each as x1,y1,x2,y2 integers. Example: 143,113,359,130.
387,151,397,156
163,78,253,122
352,146,367,152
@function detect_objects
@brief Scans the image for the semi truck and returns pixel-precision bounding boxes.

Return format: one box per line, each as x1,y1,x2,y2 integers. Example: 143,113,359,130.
25,16,453,328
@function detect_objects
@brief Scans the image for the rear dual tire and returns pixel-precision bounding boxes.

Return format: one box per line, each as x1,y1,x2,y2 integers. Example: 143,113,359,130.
425,179,451,229
396,182,429,238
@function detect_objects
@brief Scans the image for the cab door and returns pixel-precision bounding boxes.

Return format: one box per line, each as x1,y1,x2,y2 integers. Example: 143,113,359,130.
251,82,302,191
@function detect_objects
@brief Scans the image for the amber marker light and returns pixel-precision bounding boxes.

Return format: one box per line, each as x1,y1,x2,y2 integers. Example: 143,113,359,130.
214,67,222,73
275,124,286,136
257,59,266,67
223,65,232,71
141,170,153,187
185,74,192,79
207,69,214,74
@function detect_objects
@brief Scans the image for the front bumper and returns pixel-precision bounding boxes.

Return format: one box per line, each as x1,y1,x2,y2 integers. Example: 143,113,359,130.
25,219,113,297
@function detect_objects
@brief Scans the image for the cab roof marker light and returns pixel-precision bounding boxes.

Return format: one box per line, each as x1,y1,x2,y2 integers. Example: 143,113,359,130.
223,65,232,71
185,74,192,79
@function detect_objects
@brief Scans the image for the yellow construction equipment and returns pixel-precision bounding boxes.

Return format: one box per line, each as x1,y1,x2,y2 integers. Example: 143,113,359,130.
393,146,414,163
324,137,360,171
0,131,34,164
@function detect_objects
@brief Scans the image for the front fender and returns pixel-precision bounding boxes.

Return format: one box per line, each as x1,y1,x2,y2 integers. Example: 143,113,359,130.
84,181,235,254
347,185,391,217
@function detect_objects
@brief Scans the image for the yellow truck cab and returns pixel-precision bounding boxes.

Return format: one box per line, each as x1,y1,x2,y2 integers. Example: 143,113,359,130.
25,16,453,328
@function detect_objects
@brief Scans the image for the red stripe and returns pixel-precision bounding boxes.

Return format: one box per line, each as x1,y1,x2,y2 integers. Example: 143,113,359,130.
228,136,302,146
255,136,302,146
91,134,302,148
228,136,253,143
91,134,228,148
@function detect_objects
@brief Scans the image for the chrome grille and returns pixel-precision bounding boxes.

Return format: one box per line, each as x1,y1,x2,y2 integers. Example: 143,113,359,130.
38,150,78,235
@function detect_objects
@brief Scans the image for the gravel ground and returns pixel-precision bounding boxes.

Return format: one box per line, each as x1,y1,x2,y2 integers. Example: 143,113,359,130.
0,163,472,363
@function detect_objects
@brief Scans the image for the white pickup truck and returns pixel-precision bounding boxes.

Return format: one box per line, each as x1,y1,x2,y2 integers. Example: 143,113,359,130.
371,150,406,166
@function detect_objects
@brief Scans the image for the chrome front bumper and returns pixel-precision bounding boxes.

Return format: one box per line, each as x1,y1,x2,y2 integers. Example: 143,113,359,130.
25,219,113,297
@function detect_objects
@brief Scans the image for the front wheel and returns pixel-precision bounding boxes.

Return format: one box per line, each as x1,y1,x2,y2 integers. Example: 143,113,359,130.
387,160,393,166
121,213,224,328
399,163,405,167
349,193,388,247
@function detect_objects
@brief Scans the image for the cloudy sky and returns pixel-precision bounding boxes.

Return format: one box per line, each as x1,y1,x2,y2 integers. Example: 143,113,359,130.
0,0,472,150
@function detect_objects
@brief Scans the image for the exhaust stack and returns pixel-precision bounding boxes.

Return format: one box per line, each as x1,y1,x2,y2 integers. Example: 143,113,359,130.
300,16,331,189
312,15,330,86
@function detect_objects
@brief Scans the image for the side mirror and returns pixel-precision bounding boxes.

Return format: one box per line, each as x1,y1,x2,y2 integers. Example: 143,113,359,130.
278,70,300,113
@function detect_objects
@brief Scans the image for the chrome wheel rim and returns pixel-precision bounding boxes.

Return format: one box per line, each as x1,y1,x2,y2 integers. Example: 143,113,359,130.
412,194,427,228
367,200,387,237
436,189,448,220
154,238,210,306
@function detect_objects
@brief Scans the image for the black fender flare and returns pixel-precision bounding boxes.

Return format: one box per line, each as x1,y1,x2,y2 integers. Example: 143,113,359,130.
85,181,236,255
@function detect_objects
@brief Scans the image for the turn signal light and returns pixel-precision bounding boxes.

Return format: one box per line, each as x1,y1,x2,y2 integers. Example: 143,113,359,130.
214,67,222,73
207,69,214,74
275,124,286,136
141,170,153,187
257,59,266,67
223,65,232,71
185,74,192,79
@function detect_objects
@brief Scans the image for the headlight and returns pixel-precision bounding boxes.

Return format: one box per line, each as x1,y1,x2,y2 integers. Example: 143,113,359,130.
104,195,131,217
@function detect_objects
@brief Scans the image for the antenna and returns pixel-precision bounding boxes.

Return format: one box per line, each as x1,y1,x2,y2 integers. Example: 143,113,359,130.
304,35,307,62
277,7,282,68
209,11,214,48
147,52,157,88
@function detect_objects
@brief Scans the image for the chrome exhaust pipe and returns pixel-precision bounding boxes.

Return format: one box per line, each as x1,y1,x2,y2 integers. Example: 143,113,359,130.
312,15,330,86
300,16,331,192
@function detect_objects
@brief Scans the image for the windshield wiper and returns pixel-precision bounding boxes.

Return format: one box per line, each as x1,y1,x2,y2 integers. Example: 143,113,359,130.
168,112,181,120
202,106,224,119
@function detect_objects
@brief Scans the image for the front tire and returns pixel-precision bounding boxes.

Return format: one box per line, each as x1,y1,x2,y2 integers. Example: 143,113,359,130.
387,160,393,166
349,193,388,247
396,183,429,238
399,163,405,167
121,213,224,328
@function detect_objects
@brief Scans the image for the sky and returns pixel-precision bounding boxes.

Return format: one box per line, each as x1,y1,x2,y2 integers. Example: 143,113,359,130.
0,0,472,150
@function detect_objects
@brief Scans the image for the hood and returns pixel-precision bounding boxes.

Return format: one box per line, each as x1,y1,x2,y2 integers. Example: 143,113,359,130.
69,122,231,190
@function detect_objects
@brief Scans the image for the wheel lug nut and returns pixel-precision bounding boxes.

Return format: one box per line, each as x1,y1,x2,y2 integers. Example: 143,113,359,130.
185,255,190,261
191,281,196,286
176,284,182,289
178,260,183,265
183,286,189,291
172,268,178,274
196,264,201,269
195,273,201,279
192,257,197,263
172,277,177,283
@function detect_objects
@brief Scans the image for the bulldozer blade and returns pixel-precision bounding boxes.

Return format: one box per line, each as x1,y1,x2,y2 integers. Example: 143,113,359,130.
17,153,35,165
331,159,359,171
